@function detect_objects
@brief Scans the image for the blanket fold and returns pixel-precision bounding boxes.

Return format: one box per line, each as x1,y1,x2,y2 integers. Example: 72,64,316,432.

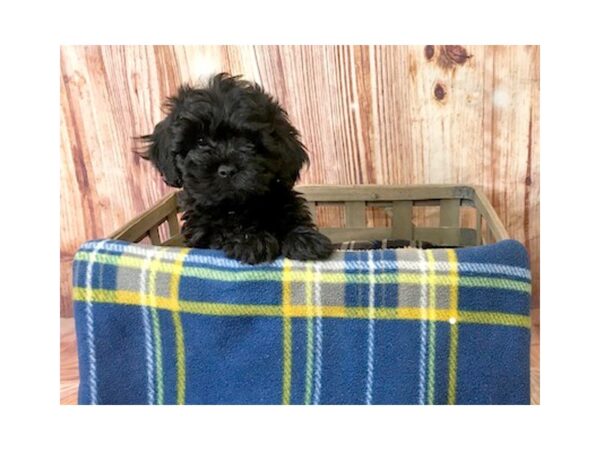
73,239,531,405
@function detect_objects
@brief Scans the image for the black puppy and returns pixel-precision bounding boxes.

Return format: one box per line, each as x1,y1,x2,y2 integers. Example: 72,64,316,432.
141,73,333,264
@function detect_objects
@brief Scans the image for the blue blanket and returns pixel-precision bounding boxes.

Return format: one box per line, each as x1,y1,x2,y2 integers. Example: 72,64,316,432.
73,239,531,404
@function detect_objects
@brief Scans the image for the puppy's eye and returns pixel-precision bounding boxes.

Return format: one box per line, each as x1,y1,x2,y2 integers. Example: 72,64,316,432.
197,137,209,146
240,143,255,153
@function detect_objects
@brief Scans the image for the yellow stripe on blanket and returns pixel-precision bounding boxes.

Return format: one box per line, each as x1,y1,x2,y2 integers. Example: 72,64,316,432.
72,287,530,328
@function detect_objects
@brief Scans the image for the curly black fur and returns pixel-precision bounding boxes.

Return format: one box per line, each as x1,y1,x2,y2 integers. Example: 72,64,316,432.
140,73,333,264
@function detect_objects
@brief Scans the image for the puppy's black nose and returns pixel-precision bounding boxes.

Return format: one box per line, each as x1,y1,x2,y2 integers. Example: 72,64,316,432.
217,164,237,178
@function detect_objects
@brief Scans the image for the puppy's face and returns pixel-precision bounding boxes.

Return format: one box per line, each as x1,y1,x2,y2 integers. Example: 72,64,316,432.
179,125,286,205
142,74,308,205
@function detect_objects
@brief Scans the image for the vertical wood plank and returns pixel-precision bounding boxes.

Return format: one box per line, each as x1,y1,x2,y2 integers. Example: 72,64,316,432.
167,212,180,237
149,226,161,244
307,202,317,223
345,201,365,228
439,199,461,227
439,198,461,245
391,201,414,240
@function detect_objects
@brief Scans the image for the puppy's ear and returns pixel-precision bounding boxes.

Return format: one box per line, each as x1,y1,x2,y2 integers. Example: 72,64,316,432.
139,86,194,188
271,112,309,187
140,116,182,187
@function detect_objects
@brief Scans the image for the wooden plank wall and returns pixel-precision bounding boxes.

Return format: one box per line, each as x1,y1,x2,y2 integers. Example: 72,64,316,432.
60,45,540,316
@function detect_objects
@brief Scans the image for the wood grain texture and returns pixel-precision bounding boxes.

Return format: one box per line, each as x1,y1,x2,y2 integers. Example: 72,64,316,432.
60,318,79,405
60,45,540,316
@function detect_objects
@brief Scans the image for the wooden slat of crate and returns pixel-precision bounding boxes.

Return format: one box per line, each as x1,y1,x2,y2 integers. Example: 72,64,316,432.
472,187,509,242
439,199,461,246
110,192,178,242
148,226,161,245
167,211,180,237
163,234,185,247
297,184,476,202
391,201,413,240
307,202,317,221
345,201,366,227
320,226,476,245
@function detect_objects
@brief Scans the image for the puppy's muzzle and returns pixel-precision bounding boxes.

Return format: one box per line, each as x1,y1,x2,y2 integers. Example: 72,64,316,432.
217,164,237,178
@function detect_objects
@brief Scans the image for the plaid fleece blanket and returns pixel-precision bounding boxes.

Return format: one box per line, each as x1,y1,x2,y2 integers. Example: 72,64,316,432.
72,239,531,405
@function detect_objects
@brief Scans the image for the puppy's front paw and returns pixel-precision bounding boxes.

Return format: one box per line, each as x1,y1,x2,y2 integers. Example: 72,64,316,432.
282,227,333,261
222,232,280,265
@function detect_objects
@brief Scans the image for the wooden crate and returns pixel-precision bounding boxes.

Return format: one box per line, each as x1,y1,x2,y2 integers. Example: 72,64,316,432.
109,184,509,248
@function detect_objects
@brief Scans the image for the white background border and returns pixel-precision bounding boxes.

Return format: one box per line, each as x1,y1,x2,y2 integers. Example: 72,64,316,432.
2,0,599,448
